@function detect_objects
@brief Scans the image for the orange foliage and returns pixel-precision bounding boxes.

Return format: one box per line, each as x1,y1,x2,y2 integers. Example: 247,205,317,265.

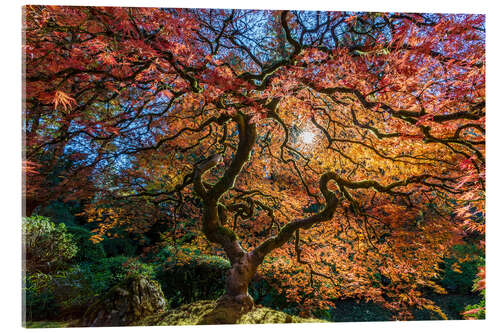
23,6,485,319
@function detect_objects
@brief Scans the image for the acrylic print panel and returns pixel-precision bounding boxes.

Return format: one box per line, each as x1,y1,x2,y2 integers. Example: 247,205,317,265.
22,4,485,327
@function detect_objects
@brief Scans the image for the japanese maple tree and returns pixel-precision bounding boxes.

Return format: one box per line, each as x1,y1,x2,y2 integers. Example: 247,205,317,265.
24,6,485,319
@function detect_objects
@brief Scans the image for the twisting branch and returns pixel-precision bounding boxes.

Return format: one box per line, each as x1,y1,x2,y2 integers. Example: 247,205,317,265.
252,172,340,263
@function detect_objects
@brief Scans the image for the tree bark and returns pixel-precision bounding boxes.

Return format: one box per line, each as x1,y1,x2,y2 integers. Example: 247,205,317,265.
220,252,258,310
199,252,259,324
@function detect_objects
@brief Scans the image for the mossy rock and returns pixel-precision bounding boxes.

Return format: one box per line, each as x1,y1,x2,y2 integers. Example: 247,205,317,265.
81,275,167,327
136,300,327,326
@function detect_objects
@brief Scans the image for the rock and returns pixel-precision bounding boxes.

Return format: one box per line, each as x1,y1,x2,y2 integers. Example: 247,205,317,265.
81,275,167,327
136,300,327,326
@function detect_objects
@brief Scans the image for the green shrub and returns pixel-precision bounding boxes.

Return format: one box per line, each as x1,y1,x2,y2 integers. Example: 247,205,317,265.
249,276,293,311
462,291,485,319
23,216,78,273
24,266,102,320
24,273,59,321
416,293,483,320
438,245,484,294
321,299,393,322
152,245,229,307
66,225,106,262
80,256,158,289
462,267,486,320
91,256,132,279
34,201,78,226
121,257,157,278
51,267,99,316
101,237,137,257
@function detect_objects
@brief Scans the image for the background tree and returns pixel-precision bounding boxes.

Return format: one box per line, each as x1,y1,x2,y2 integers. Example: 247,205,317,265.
24,6,485,319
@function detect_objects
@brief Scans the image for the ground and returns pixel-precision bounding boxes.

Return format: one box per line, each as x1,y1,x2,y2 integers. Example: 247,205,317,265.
132,300,326,326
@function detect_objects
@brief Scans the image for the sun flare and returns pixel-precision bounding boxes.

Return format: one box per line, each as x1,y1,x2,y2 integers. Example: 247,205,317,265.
301,131,315,144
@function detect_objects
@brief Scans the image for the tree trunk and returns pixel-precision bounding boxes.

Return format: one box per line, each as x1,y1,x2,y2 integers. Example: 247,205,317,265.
199,253,259,324
221,252,257,310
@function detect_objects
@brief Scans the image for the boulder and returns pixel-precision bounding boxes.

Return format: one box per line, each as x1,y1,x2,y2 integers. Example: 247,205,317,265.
81,275,167,327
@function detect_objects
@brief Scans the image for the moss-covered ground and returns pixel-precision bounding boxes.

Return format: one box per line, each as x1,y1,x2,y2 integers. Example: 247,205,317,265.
136,300,327,325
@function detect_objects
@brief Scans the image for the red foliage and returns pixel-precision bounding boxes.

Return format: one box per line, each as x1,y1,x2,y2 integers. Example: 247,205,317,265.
23,6,485,319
